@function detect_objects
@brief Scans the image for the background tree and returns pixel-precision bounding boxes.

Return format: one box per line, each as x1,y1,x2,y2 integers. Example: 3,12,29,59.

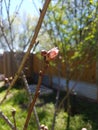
41,0,97,129
41,0,97,80
0,0,42,52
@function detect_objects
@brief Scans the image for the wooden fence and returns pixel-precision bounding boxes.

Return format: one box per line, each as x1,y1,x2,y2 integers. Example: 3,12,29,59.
33,54,96,84
0,52,33,78
0,51,96,84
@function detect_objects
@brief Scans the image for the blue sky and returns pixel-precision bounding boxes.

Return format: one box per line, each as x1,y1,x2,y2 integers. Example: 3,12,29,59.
17,0,43,17
0,0,43,53
2,0,43,18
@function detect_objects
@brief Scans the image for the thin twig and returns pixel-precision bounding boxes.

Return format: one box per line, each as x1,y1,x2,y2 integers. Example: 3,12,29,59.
11,0,24,24
51,90,60,130
11,108,17,130
4,0,14,49
31,0,39,15
23,63,48,130
51,62,61,130
0,25,12,51
21,72,40,130
0,110,16,130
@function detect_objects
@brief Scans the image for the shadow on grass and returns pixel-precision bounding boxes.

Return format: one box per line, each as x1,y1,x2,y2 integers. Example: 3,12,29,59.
71,96,98,130
38,110,48,120
0,82,23,93
39,89,67,105
39,90,57,104
6,89,29,109
0,86,7,93
41,91,98,130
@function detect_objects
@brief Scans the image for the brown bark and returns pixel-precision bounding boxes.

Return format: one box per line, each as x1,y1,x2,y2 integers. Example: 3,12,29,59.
23,63,49,130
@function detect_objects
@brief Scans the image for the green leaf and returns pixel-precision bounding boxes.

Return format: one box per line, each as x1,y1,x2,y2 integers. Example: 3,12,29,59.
62,20,68,25
89,0,93,4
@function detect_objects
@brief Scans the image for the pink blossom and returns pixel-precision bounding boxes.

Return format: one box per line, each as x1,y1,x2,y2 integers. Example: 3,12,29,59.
41,47,59,61
47,47,59,60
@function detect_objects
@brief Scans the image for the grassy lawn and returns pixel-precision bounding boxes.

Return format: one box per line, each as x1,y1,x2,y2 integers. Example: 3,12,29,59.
0,85,98,130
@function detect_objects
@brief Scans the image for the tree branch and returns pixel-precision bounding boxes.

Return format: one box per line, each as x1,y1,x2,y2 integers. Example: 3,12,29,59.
0,110,16,130
11,0,24,24
23,62,49,130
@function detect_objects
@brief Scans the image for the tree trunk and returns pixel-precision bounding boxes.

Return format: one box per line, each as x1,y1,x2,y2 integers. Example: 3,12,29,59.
96,0,98,101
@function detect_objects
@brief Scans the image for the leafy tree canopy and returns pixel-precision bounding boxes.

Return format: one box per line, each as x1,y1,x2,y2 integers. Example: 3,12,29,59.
42,0,98,60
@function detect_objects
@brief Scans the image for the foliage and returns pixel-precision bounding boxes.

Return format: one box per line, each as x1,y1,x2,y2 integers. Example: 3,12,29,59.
42,0,97,60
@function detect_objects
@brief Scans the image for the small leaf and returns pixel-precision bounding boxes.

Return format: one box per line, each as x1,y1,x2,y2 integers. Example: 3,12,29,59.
89,0,93,4
63,20,68,25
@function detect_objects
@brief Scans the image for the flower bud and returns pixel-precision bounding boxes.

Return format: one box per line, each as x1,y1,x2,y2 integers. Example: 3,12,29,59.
46,47,59,61
81,128,87,130
44,126,48,130
39,70,43,76
41,50,47,56
11,108,16,116
40,124,45,129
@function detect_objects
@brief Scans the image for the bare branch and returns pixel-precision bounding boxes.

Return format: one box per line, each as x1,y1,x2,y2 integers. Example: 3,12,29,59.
31,0,39,15
0,110,16,130
4,0,14,49
23,62,49,130
21,72,40,130
0,0,3,16
0,24,12,51
11,0,24,24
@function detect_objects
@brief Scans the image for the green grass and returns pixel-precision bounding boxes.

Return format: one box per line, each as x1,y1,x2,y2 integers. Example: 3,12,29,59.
0,86,98,130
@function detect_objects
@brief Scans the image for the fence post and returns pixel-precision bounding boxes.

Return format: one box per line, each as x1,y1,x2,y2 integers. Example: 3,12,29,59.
96,46,98,102
3,52,15,78
3,52,7,77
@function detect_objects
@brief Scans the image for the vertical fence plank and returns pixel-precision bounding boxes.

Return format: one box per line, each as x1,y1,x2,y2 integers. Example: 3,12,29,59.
0,54,4,74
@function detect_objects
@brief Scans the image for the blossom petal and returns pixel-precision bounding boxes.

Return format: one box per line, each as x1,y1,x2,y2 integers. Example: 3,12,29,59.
47,47,59,60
